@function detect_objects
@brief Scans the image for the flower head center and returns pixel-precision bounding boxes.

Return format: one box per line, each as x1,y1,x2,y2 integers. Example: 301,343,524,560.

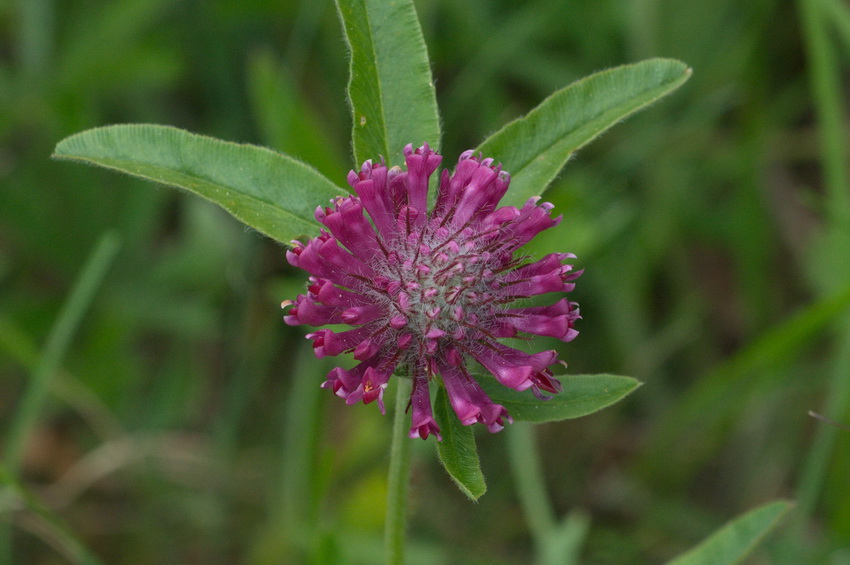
365,223,496,347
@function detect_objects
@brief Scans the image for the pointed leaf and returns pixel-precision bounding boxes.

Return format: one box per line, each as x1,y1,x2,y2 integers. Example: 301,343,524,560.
434,386,486,500
336,0,441,166
52,124,344,244
479,374,641,423
667,501,792,565
477,58,691,207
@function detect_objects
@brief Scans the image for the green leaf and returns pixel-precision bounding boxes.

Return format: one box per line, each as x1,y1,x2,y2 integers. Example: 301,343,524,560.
52,124,344,244
336,0,441,166
667,501,792,565
479,374,641,423
477,58,691,207
434,386,486,501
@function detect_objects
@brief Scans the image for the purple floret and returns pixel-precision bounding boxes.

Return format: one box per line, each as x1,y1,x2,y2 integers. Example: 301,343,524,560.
284,144,581,440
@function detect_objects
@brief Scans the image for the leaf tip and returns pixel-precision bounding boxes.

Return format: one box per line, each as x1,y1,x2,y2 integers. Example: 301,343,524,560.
458,480,487,502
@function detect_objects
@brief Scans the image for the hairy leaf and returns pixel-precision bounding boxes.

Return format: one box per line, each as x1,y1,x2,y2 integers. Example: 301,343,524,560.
434,386,486,501
336,0,441,166
53,124,344,244
480,374,641,423
478,58,691,206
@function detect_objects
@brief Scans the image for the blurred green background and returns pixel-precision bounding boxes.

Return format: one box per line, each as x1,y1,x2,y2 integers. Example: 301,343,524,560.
2,0,850,563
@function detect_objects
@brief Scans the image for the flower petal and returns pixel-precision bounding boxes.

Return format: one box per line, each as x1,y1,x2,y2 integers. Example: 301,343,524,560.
316,196,381,262
307,327,373,358
501,298,581,341
439,359,512,432
402,143,442,217
472,342,557,391
408,373,441,440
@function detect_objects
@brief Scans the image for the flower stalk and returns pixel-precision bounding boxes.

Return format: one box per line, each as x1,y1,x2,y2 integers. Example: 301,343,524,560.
385,377,413,565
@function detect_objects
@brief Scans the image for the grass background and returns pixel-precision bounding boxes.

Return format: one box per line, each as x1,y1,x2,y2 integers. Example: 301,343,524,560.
2,0,850,563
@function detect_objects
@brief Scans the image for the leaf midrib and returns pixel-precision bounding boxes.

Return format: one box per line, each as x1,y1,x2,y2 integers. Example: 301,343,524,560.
361,0,391,161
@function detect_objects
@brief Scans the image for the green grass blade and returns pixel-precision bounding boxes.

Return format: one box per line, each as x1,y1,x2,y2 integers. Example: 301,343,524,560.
52,124,344,244
434,386,486,501
479,374,641,423
799,0,850,220
787,1,850,562
666,501,792,565
645,280,850,480
336,0,441,166
0,233,117,564
0,467,105,565
477,58,691,207
3,232,120,472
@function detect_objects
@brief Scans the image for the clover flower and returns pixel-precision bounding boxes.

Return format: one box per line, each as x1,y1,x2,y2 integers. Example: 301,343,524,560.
283,144,580,440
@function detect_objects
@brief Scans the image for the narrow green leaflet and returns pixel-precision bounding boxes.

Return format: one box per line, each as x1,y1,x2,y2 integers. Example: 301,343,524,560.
479,374,640,423
477,58,691,207
434,386,486,501
667,501,792,565
52,124,344,244
336,0,441,166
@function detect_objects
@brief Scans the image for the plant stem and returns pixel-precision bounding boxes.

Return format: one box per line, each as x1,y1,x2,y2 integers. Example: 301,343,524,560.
384,377,412,565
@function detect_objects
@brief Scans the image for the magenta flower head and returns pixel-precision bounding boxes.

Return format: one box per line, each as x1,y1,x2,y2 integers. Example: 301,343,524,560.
283,144,581,441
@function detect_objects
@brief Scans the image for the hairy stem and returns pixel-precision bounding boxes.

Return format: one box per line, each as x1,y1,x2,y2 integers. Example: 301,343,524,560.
385,377,413,565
